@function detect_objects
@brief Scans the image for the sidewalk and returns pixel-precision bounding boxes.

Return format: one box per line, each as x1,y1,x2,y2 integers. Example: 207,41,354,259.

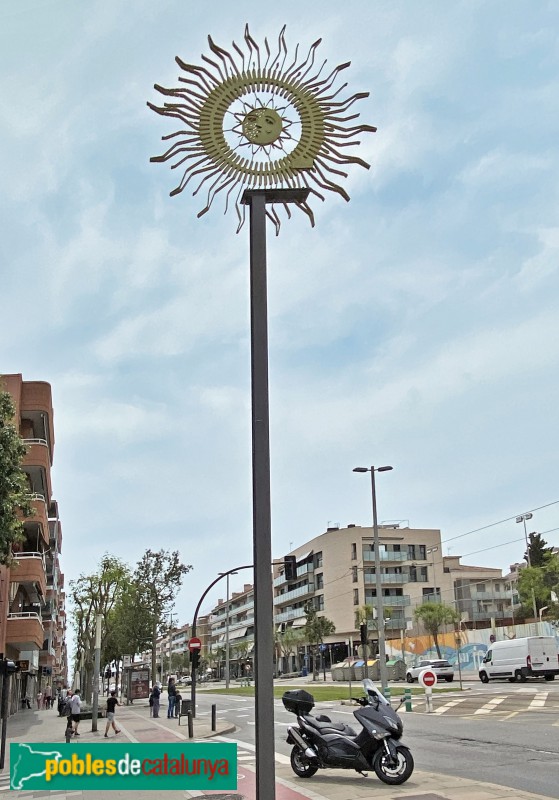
2,703,555,800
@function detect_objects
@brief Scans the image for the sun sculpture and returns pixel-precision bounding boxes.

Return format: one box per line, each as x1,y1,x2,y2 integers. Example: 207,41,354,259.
148,25,376,233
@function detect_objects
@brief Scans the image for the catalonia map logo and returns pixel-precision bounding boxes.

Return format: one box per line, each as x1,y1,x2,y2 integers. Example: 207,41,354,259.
11,742,237,791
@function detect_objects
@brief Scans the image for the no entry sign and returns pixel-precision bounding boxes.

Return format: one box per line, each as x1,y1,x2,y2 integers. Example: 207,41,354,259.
418,668,437,688
188,637,202,652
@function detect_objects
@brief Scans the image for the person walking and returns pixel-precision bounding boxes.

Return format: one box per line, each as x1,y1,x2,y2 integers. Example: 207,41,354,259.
36,691,43,710
70,690,82,736
104,691,121,737
167,678,176,719
44,683,52,710
151,683,161,718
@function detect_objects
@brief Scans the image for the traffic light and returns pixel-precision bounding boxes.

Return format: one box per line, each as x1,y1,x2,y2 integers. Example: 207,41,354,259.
360,623,367,649
191,650,200,670
284,555,297,582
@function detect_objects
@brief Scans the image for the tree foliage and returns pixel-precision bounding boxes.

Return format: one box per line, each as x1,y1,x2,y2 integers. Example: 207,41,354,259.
517,554,559,619
413,602,459,659
133,549,192,679
0,389,33,564
69,554,130,701
304,601,336,680
526,532,554,568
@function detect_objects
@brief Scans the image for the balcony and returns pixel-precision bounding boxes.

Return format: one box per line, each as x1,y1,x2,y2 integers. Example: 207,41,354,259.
364,572,408,585
10,552,47,600
274,583,315,606
22,440,51,500
363,551,408,562
472,610,509,621
21,495,49,546
274,608,306,624
469,591,512,602
6,612,44,649
365,595,410,607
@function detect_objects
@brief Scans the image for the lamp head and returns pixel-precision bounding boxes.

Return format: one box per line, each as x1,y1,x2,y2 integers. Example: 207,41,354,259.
353,467,369,473
377,465,393,472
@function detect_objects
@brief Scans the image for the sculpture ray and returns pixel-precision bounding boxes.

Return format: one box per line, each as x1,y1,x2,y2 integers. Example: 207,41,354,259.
149,26,375,231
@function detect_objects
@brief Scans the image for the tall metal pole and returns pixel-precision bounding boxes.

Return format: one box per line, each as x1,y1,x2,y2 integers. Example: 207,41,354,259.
370,468,389,692
225,574,231,689
247,191,275,800
91,614,102,732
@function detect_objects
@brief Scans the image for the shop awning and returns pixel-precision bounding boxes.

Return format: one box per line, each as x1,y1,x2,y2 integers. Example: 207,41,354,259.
291,618,307,627
229,626,248,640
296,551,313,563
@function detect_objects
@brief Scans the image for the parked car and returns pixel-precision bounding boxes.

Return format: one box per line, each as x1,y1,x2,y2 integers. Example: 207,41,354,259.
406,659,454,683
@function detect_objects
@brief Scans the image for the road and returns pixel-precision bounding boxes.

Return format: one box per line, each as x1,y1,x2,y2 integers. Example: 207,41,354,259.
196,681,559,799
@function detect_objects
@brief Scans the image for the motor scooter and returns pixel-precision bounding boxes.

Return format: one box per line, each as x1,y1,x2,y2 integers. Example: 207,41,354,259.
283,679,414,785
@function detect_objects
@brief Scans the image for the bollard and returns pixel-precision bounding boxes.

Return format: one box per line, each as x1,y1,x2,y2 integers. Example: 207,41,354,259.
384,687,391,704
187,710,194,738
404,688,413,712
211,704,216,732
65,721,73,743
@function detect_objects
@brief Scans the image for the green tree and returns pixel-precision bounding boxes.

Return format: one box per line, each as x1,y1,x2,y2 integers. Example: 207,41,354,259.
413,602,459,659
70,555,130,701
0,388,33,564
517,555,559,619
526,532,554,568
133,549,192,680
304,601,336,680
276,627,304,674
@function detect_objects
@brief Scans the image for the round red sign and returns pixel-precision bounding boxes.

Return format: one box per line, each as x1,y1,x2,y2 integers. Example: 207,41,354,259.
420,669,437,687
188,637,202,651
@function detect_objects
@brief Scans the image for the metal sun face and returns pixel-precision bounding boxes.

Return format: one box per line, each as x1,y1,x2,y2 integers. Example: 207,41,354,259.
241,108,283,146
148,25,376,232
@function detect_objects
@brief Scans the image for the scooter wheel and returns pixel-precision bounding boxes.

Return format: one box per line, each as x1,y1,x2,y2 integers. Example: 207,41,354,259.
290,746,318,778
372,745,414,785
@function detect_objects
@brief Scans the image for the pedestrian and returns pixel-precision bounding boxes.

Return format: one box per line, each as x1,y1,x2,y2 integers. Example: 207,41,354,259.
36,691,43,710
150,683,160,718
104,691,122,737
62,691,73,740
167,677,176,719
174,690,182,718
70,689,82,736
149,688,154,717
44,683,52,710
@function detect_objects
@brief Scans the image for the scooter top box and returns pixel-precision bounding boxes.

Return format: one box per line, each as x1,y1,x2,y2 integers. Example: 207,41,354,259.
282,689,315,715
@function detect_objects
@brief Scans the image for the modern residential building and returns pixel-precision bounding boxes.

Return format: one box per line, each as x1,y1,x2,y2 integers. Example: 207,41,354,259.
0,374,67,713
210,584,254,678
205,522,514,674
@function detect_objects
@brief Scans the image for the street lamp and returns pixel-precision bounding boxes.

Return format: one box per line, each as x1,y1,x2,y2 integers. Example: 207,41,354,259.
219,571,238,689
516,513,538,620
353,465,393,692
538,606,549,634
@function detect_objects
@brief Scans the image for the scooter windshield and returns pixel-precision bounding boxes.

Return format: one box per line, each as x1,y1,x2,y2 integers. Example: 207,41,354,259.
362,678,390,706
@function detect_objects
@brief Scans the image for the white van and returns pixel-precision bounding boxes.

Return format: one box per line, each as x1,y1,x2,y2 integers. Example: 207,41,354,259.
479,636,559,683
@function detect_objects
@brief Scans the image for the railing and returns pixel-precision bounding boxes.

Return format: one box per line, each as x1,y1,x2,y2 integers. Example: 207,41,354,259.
13,551,46,570
472,610,509,621
274,608,306,623
29,493,46,503
364,572,408,584
469,591,512,601
363,551,408,562
274,583,315,606
378,595,411,607
212,597,254,620
23,438,48,447
8,611,42,622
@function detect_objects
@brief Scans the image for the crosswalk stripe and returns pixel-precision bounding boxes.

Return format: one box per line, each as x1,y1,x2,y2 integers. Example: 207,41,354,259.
528,692,548,709
434,698,469,714
474,697,507,714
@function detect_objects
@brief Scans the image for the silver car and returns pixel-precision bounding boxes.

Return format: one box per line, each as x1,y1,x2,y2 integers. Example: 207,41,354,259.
406,658,454,683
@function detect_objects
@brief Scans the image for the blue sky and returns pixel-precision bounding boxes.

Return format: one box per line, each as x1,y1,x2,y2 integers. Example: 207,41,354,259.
2,1,558,635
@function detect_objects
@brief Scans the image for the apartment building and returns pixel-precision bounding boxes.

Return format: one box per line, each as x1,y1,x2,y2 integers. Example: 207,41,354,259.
210,584,254,677
0,374,67,712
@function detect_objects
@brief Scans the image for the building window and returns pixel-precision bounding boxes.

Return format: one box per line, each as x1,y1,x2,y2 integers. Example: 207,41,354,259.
408,544,416,560
315,552,323,568
315,595,324,611
409,565,417,582
352,566,358,583
419,566,428,582
316,573,324,590
351,542,357,560
418,545,426,560
476,583,485,593
353,589,359,605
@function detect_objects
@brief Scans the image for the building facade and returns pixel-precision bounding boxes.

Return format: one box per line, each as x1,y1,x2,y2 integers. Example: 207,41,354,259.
0,374,67,713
